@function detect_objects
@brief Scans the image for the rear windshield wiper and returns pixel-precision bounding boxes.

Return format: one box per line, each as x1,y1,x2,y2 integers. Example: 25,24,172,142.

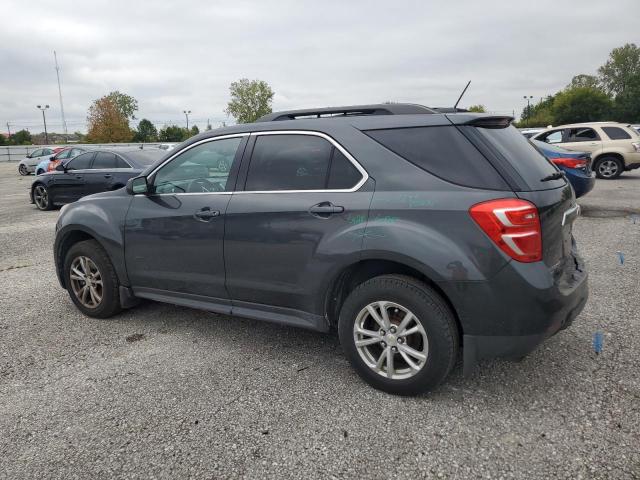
540,171,565,182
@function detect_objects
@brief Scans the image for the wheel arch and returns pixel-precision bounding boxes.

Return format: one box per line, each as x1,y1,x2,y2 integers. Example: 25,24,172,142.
323,257,463,340
593,151,624,164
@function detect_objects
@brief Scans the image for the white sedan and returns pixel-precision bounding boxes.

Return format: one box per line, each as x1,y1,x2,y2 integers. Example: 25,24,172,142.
17,147,57,175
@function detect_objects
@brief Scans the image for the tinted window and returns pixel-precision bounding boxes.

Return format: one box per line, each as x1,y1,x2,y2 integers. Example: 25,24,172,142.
66,153,93,170
567,128,599,142
474,125,564,191
154,137,242,194
327,149,362,189
365,126,507,190
602,126,631,140
92,152,119,169
537,130,563,144
115,156,130,168
245,135,332,191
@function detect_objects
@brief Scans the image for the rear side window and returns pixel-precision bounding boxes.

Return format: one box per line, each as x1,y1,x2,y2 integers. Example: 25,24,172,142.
566,128,599,142
602,126,631,140
245,134,362,191
364,126,508,190
92,152,119,169
474,125,564,191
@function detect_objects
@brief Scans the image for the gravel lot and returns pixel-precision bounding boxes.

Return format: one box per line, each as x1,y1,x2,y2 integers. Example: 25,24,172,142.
1,162,638,479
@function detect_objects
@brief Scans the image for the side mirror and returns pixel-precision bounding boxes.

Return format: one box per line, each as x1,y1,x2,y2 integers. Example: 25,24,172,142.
49,156,55,161
55,163,65,172
127,176,149,195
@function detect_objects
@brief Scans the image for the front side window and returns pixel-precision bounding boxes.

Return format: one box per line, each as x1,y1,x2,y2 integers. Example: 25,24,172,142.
602,126,631,140
245,134,362,191
537,130,563,144
31,149,43,158
567,128,599,142
153,137,242,194
66,153,93,170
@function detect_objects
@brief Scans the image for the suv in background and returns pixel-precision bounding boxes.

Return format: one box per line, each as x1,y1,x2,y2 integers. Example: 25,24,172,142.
532,122,640,179
54,104,588,395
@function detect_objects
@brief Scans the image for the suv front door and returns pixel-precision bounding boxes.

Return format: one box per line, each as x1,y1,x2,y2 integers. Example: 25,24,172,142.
224,132,372,326
124,135,247,309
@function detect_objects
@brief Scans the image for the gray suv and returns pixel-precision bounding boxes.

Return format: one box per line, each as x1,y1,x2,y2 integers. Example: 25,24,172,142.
54,104,588,395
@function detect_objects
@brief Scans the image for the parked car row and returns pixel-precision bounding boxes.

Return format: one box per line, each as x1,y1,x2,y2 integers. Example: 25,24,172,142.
18,147,65,175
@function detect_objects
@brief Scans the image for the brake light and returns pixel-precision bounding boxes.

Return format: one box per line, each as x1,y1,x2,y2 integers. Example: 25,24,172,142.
47,160,60,172
552,157,587,169
469,199,542,263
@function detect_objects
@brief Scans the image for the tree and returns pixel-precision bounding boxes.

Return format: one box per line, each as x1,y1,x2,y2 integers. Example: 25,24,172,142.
133,118,158,142
12,129,32,145
158,125,187,142
467,104,486,113
190,125,200,136
86,96,133,143
598,43,640,95
551,87,613,125
567,74,600,90
106,91,139,120
225,78,274,123
0,134,5,146
612,79,640,122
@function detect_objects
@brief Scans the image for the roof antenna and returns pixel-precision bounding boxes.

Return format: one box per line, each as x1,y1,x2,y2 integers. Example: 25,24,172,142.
453,80,471,110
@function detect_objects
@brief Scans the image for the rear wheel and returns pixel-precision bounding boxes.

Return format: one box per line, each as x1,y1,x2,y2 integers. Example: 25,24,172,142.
64,240,122,318
33,184,52,210
18,164,28,176
338,274,459,395
595,156,623,179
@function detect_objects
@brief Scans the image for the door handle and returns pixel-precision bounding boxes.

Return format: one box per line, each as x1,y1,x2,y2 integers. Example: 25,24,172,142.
75,175,82,179
194,207,220,221
309,202,344,217
104,174,112,178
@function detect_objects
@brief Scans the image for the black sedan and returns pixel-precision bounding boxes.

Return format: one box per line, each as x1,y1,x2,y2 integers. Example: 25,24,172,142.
30,148,165,211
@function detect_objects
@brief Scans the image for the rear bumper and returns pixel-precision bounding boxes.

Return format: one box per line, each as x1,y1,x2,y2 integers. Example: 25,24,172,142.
562,168,595,198
439,251,589,374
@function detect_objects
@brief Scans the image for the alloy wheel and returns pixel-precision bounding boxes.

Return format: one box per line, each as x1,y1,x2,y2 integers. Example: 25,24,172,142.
33,185,49,210
598,159,619,178
69,256,103,309
353,301,429,380
19,164,28,176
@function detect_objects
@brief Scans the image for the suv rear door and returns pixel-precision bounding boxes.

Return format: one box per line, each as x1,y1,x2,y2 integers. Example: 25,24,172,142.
224,131,372,326
124,135,247,309
560,127,602,156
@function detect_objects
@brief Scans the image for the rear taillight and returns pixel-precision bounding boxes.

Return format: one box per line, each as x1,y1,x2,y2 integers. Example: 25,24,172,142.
632,142,640,152
469,199,542,263
552,157,587,169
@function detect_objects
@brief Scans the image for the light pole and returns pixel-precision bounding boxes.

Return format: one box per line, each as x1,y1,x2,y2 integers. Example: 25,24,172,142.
523,96,533,127
36,105,50,144
183,110,191,130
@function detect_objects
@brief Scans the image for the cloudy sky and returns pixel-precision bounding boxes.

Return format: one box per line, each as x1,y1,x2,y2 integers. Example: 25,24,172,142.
1,0,637,134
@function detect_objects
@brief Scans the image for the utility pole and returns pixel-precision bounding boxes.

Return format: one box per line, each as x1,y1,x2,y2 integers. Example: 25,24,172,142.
53,51,68,142
36,105,50,144
183,110,191,130
523,95,533,127
6,122,11,142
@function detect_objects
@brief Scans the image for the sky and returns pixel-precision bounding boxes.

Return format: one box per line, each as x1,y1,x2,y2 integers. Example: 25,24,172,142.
0,0,637,134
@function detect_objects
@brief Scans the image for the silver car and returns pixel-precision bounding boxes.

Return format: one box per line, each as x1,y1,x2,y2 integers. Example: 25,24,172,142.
18,147,57,175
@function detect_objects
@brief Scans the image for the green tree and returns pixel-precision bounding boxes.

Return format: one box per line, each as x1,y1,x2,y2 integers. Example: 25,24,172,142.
598,43,640,95
133,118,158,142
190,125,200,136
106,91,139,120
551,87,613,125
567,74,600,90
225,78,274,123
158,125,187,142
86,95,133,143
612,80,640,122
0,134,6,146
467,104,486,113
12,129,32,145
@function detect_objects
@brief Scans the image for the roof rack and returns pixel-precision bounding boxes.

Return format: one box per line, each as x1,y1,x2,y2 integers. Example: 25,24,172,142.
255,103,437,122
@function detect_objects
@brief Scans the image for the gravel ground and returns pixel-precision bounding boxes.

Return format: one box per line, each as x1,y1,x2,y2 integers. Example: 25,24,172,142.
0,163,639,479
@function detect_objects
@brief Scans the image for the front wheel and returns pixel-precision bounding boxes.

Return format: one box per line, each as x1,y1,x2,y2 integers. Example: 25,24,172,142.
338,275,459,395
595,156,623,179
64,240,122,318
33,184,52,210
18,164,28,176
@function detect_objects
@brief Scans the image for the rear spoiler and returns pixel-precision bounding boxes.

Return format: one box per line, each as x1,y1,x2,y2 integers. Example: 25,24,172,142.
464,116,514,129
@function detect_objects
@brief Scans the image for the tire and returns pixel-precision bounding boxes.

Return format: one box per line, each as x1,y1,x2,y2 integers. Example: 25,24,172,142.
64,240,122,318
338,274,459,396
594,156,623,179
18,164,28,176
36,169,44,175
32,184,53,211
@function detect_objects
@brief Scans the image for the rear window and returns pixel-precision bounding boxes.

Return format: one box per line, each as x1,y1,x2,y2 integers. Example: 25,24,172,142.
474,125,565,191
364,126,508,190
602,126,632,140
